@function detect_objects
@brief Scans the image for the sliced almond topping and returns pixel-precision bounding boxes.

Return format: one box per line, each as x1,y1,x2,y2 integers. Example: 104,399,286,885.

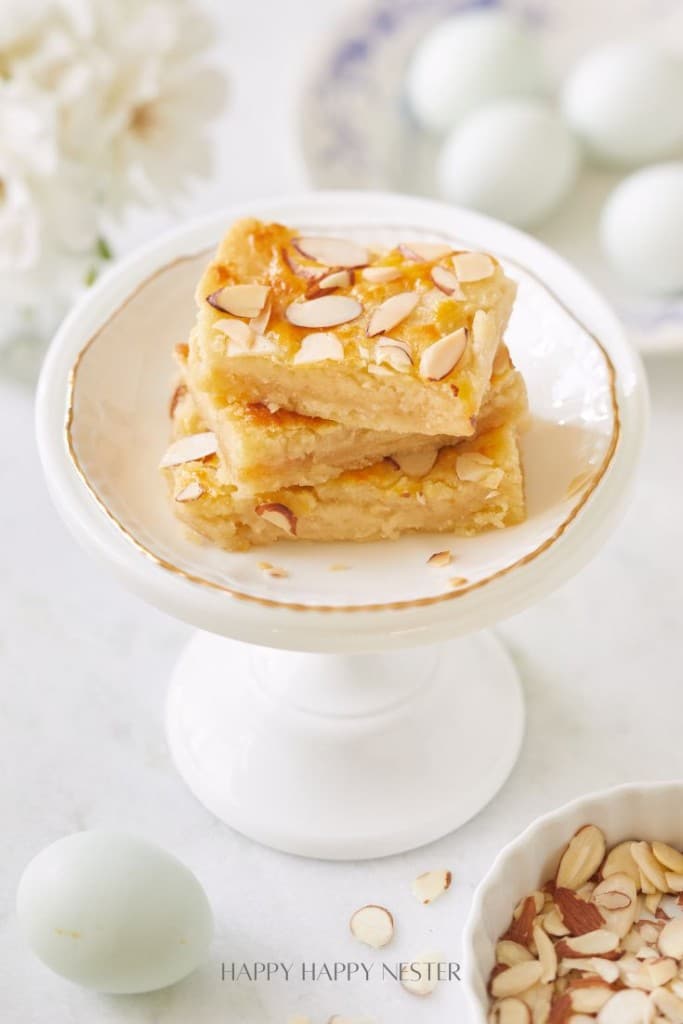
249,298,272,335
175,481,204,502
427,550,452,568
292,236,368,268
534,924,558,984
453,251,495,282
368,363,393,376
658,919,683,959
430,265,464,297
654,843,683,875
419,327,468,380
367,291,419,336
207,283,270,317
491,961,544,999
375,338,413,372
399,241,453,262
393,448,439,477
497,942,535,968
286,295,362,329
412,869,452,905
490,998,532,1024
557,826,607,891
293,331,344,364
254,502,297,536
362,265,402,283
556,931,619,958
349,905,394,949
631,842,669,893
400,951,444,997
602,841,641,884
472,308,496,353
160,432,218,468
214,318,254,350
284,246,321,280
596,989,650,1024
317,268,354,290
455,452,503,488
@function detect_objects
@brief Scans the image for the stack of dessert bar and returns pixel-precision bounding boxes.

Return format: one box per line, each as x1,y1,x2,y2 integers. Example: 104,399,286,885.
161,219,528,551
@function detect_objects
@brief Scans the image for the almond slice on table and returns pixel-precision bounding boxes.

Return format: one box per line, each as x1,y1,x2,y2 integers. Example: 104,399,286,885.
490,998,532,1023
160,432,218,468
411,869,452,904
427,550,453,568
362,265,402,283
496,941,535,967
491,961,544,999
419,327,468,380
293,332,344,364
349,905,394,949
367,291,419,336
399,241,453,261
317,268,354,290
430,265,465,297
392,448,439,478
175,481,204,503
292,236,369,268
453,251,495,282
254,502,297,536
207,283,270,317
556,825,606,891
556,930,619,957
286,295,362,328
374,337,413,372
654,842,683,875
400,950,444,997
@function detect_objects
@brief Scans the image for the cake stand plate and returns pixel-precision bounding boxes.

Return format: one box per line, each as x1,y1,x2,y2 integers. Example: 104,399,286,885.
36,190,647,859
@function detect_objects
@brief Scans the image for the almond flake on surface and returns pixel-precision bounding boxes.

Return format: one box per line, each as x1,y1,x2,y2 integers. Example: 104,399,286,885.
631,842,669,892
362,265,402,283
653,842,683,875
412,869,452,904
349,905,394,949
400,950,445,997
449,576,469,588
367,291,419,336
496,941,535,967
293,332,344,364
453,251,495,282
160,432,218,468
492,961,544,999
214,318,254,348
174,481,204,503
249,298,272,335
596,988,650,1024
556,930,619,957
456,452,504,489
207,283,270,317
419,327,468,380
651,986,683,1022
427,550,452,568
374,337,413,372
666,872,683,892
602,840,640,883
284,246,321,280
317,268,354,290
489,998,532,1024
658,918,683,959
534,924,558,984
254,502,297,536
292,236,368,268
393,448,439,477
399,241,453,261
286,295,362,329
556,825,606,891
430,265,464,297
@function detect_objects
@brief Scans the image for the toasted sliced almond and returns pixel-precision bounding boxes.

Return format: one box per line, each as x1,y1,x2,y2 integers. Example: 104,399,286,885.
399,241,453,262
596,989,650,1024
419,327,468,380
412,870,452,905
492,961,544,999
175,481,204,502
654,843,683,875
490,998,532,1024
632,842,669,892
427,550,452,568
214,318,254,347
286,295,361,328
602,841,640,883
293,331,344,364
207,283,269,317
430,265,464,297
453,251,495,282
375,338,413,372
658,919,683,959
249,298,272,335
160,432,218,468
557,826,606,891
254,502,297,536
556,930,619,957
362,265,402,283
392,448,439,478
317,268,354,290
400,950,444,997
367,291,419,336
349,905,394,949
534,924,558,984
497,942,535,968
292,236,368,268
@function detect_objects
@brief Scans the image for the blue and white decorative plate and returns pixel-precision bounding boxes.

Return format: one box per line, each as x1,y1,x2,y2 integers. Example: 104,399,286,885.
299,0,683,355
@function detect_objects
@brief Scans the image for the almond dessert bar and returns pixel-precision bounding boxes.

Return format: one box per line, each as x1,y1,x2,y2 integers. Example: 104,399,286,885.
187,218,517,436
177,341,528,493
161,390,525,551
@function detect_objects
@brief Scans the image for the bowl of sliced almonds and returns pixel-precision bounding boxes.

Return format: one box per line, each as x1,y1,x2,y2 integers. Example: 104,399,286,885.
462,781,683,1023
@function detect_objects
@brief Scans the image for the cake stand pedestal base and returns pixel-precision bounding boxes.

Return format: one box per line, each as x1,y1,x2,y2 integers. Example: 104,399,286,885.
166,630,524,860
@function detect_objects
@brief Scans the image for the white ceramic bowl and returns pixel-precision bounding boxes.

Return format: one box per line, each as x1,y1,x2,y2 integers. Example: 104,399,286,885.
462,780,683,1022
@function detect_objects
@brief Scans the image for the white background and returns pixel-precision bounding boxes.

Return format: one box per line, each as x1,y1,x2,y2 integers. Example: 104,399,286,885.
2,1,683,1021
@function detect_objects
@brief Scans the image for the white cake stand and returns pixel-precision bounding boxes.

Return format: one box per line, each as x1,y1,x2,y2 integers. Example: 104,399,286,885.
36,192,648,860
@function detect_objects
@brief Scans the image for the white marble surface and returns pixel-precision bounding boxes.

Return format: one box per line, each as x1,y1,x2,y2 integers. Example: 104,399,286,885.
1,1,683,1021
